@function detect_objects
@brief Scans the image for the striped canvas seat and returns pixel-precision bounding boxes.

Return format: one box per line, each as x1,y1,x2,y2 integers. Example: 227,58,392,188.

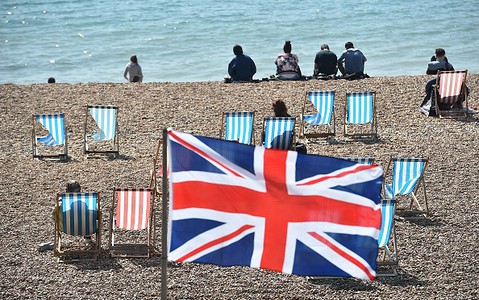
344,92,377,137
434,70,469,117
32,113,68,159
109,188,155,258
377,198,398,276
342,157,375,165
300,91,335,138
384,158,428,214
221,111,255,144
262,117,296,150
84,105,119,156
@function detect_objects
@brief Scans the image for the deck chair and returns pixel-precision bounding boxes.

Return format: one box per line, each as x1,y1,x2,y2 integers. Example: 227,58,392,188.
149,139,166,199
434,70,469,118
83,105,119,156
32,113,68,159
384,157,428,215
262,117,296,150
109,188,155,258
341,157,375,165
54,192,101,261
300,91,335,138
219,111,255,144
377,198,398,276
344,92,377,138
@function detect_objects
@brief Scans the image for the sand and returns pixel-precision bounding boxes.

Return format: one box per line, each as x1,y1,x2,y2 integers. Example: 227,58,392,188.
1,75,479,299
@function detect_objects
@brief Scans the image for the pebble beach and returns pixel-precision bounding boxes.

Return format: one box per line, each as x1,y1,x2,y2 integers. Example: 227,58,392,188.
1,75,479,299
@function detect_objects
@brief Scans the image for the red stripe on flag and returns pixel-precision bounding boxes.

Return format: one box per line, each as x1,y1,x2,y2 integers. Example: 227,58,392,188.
298,164,376,186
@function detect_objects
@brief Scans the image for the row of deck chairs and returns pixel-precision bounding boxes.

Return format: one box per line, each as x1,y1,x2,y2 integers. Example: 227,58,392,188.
32,105,119,160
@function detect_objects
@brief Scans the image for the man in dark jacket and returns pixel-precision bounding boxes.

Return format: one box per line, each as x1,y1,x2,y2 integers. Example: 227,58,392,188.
228,45,257,82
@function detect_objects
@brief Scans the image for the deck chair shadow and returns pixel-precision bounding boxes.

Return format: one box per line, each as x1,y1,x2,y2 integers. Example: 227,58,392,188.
377,198,398,276
262,117,296,150
54,192,101,262
109,188,156,258
219,111,255,145
341,157,375,165
300,91,335,138
83,105,119,157
434,70,469,118
383,157,428,216
344,92,377,138
32,113,68,160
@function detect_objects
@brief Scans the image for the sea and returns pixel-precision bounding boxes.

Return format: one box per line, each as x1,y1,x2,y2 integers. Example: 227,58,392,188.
1,0,478,84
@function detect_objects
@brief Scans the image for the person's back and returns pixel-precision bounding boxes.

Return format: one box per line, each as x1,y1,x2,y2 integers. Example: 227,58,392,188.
337,42,367,75
314,44,337,76
426,48,454,75
124,55,143,82
274,41,301,77
228,45,256,82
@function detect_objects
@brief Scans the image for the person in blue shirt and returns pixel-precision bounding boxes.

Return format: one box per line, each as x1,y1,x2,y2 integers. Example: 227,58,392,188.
337,42,367,78
228,45,257,82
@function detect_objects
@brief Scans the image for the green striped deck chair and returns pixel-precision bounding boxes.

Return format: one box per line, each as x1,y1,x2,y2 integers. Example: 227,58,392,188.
262,117,296,150
54,192,101,260
344,91,377,138
220,111,255,145
300,91,335,138
32,113,68,159
83,104,119,156
377,198,398,276
434,70,469,118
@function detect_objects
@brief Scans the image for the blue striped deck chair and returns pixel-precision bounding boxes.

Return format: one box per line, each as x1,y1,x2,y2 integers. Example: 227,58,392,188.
384,157,428,215
377,198,398,276
54,192,101,260
220,111,255,145
262,117,296,150
344,91,378,138
32,113,68,159
83,105,119,156
300,91,335,138
341,157,375,165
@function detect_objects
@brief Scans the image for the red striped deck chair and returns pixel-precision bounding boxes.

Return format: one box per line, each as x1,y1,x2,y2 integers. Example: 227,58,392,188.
54,192,101,261
109,188,156,257
434,70,469,118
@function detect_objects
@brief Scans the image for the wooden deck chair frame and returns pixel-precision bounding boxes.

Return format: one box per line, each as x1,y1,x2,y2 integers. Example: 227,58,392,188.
32,113,68,160
377,198,398,277
54,192,101,262
149,139,166,199
344,91,378,138
219,111,255,145
434,70,469,118
300,91,335,138
341,157,375,165
109,188,156,258
83,104,119,157
383,157,429,215
261,117,296,150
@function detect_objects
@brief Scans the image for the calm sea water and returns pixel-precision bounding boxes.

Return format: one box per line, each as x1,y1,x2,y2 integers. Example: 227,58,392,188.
1,0,478,84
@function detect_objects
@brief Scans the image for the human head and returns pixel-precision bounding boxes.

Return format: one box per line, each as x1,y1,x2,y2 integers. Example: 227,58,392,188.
48,77,55,83
283,41,292,53
130,55,138,64
321,44,330,51
345,42,354,49
435,48,446,58
233,44,243,56
273,100,289,117
66,180,81,192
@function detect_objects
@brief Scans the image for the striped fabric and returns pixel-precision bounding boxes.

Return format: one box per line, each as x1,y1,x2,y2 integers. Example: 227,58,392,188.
61,192,98,236
385,158,426,200
342,157,375,165
224,111,254,144
89,105,117,140
263,117,295,150
35,113,65,146
378,198,395,247
438,71,467,104
303,91,334,125
115,188,151,230
346,92,374,124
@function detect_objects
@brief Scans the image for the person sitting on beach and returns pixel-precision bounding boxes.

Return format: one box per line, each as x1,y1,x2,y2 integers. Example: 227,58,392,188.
48,77,56,83
228,45,257,82
124,55,143,82
273,99,291,117
426,48,454,75
274,41,302,80
337,42,368,79
313,44,337,79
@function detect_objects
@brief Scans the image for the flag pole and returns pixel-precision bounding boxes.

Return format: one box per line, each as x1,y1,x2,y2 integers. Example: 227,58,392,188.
161,128,168,300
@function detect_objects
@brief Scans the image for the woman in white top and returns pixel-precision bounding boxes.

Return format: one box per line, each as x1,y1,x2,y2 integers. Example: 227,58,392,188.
124,55,143,82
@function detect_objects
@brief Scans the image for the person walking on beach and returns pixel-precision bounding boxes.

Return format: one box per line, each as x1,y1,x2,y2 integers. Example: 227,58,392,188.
124,55,143,82
313,44,337,78
426,48,454,75
274,40,302,80
227,45,257,82
337,42,367,79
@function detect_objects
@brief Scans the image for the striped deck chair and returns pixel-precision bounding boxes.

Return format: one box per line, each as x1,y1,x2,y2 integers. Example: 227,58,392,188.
54,192,101,260
384,158,428,214
220,111,255,144
342,157,375,165
434,70,469,118
262,117,296,150
300,91,335,138
32,113,68,159
377,198,398,277
109,188,155,257
83,105,119,156
344,92,377,138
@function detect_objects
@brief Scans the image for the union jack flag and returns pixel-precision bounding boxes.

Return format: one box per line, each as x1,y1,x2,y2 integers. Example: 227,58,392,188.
167,130,383,280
